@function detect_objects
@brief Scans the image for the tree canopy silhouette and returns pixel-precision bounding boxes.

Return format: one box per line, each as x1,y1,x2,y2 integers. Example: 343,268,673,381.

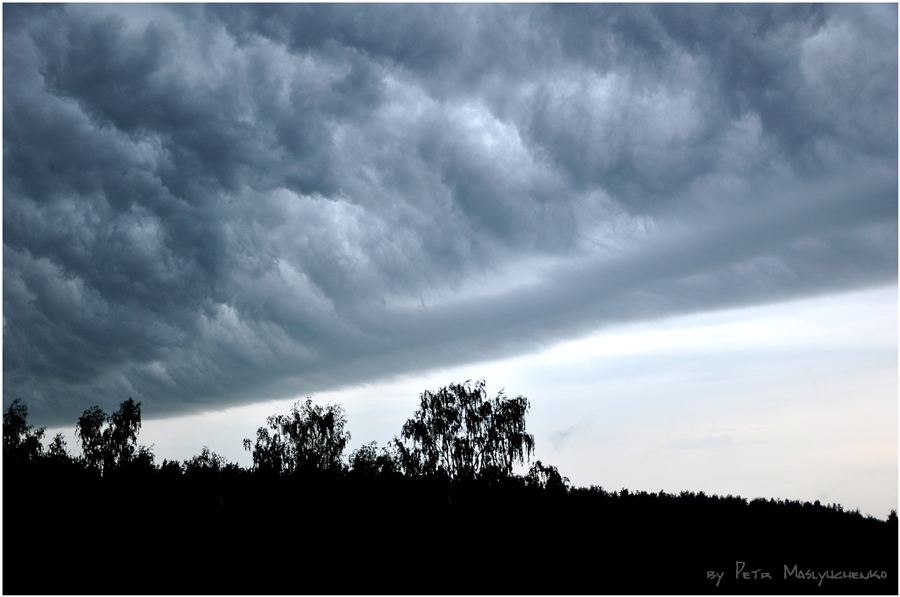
75,398,143,475
45,432,72,464
348,441,400,477
244,398,350,475
526,459,570,492
393,379,535,481
3,399,46,466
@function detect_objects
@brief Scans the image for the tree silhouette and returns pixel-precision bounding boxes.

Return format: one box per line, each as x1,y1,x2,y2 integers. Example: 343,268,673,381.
183,446,233,511
105,398,142,471
75,398,144,475
46,432,71,462
76,405,107,472
3,399,46,466
184,446,228,474
526,459,569,492
243,425,288,475
349,441,400,477
244,398,350,475
395,380,535,481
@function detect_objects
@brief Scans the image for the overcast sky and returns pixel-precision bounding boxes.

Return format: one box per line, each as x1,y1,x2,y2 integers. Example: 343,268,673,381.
4,4,897,515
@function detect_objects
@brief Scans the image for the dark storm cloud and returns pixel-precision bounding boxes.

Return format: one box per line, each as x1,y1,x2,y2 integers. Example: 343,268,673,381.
4,4,896,424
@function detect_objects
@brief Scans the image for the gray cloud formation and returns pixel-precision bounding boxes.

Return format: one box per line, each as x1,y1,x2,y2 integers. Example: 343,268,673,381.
4,4,896,424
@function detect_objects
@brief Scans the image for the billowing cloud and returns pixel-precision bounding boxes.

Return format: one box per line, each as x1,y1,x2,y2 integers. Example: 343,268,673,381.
4,4,896,425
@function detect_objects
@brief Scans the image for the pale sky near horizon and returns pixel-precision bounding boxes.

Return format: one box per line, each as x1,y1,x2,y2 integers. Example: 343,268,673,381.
5,4,898,519
42,283,898,518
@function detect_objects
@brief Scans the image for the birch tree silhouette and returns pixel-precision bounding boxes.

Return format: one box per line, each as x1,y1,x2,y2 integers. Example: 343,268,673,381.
395,380,535,481
76,406,106,472
3,399,46,466
75,398,143,474
244,398,350,474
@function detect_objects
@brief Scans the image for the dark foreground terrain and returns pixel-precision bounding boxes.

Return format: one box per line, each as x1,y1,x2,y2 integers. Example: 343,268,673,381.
4,463,897,595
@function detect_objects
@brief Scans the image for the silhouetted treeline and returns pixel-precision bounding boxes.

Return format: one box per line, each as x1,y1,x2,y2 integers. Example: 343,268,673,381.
4,384,897,595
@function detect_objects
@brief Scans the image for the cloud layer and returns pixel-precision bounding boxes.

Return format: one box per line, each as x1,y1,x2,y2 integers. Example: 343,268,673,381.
4,4,896,424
